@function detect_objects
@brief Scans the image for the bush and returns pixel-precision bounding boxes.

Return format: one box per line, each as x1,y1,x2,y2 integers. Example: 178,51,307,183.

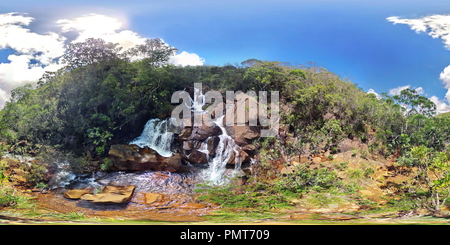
0,186,32,208
21,160,50,186
100,158,114,171
275,164,341,196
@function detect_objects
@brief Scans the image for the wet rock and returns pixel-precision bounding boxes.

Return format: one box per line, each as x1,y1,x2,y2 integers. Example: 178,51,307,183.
144,193,164,204
227,148,249,165
187,150,208,164
108,144,189,172
207,136,221,157
81,185,135,204
63,189,93,199
191,119,222,141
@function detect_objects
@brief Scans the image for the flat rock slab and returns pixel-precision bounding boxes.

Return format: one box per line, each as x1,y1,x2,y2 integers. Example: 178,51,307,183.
81,185,135,204
144,193,164,204
63,189,93,199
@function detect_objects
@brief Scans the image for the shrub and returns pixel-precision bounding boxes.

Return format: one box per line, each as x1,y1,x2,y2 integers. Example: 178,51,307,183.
0,186,33,208
100,158,114,171
275,164,341,196
21,160,50,186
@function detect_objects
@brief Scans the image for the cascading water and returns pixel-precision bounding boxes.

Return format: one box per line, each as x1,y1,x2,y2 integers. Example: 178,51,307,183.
199,115,242,185
129,118,175,157
192,86,206,115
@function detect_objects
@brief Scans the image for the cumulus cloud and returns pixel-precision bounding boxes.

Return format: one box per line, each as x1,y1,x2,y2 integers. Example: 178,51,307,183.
57,14,146,50
0,12,66,108
169,51,205,66
430,95,450,114
0,12,205,109
387,15,450,49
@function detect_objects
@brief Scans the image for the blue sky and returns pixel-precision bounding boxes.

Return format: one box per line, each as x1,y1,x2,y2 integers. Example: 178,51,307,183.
2,0,450,112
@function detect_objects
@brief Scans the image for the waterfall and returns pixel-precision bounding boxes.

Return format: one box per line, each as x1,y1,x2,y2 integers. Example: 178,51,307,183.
200,115,242,185
129,118,175,157
131,86,243,185
192,86,206,115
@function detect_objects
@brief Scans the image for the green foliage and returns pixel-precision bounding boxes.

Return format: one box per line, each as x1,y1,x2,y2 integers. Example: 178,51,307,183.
21,160,50,186
196,180,292,211
100,158,114,171
86,127,113,156
0,186,33,208
396,145,450,212
275,165,341,196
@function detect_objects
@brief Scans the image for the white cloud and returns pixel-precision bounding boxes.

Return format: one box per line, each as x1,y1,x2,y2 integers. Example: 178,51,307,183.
439,65,450,103
57,14,146,50
367,88,381,99
387,15,450,49
430,95,450,114
169,51,205,66
0,12,205,109
0,12,66,108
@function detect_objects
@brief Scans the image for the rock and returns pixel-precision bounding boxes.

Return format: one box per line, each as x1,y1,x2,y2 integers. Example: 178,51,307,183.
190,114,223,141
187,150,208,164
108,144,189,172
81,185,135,204
227,148,249,165
11,168,25,176
64,189,93,199
207,136,221,157
312,157,322,165
225,124,260,147
144,193,164,204
242,144,256,151
339,138,369,153
178,127,192,141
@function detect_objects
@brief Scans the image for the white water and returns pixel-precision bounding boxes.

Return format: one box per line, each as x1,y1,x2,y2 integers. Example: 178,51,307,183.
200,115,242,185
129,118,175,157
192,86,206,115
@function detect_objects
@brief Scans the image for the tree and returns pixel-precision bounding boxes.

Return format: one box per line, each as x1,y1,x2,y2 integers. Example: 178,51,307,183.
398,146,450,213
62,38,124,70
393,88,436,118
125,38,178,67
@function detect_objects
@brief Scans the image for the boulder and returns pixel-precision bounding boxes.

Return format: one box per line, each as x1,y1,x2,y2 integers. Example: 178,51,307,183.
207,136,221,157
227,148,250,165
187,150,208,164
64,189,93,199
108,144,189,172
225,124,260,147
81,185,135,204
